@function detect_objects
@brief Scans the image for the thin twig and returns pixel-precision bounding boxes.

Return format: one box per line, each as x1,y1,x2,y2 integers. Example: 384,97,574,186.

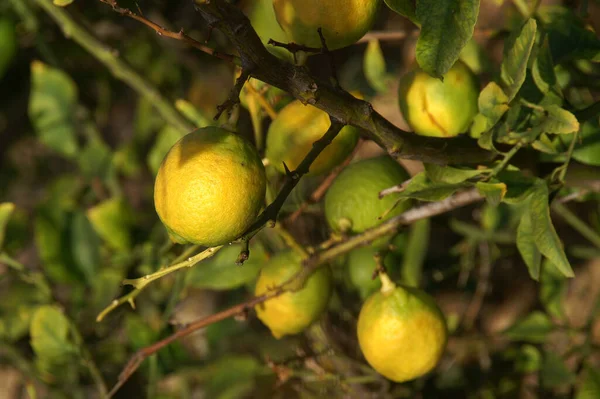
33,0,193,134
98,0,240,65
215,68,250,120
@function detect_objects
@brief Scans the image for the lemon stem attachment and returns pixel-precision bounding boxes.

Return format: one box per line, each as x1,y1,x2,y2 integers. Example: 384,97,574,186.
379,272,396,295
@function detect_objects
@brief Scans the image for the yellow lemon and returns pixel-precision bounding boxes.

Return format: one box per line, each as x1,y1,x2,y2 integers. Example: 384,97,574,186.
357,273,447,382
255,251,332,338
266,100,360,176
273,0,380,50
154,127,266,246
324,156,410,233
398,60,479,137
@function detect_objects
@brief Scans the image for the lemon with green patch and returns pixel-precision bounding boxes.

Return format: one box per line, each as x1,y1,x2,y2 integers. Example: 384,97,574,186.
266,100,360,176
255,251,332,338
398,60,479,137
357,273,447,382
154,127,266,246
273,0,380,50
324,156,410,233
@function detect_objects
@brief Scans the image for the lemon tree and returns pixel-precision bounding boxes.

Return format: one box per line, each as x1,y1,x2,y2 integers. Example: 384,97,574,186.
266,100,360,176
255,251,332,338
325,156,410,233
357,272,447,382
398,60,479,137
154,127,266,246
273,0,380,50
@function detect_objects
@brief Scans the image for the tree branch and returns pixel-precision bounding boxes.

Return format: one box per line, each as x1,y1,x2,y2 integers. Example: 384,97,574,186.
192,0,494,165
106,188,484,396
33,0,194,134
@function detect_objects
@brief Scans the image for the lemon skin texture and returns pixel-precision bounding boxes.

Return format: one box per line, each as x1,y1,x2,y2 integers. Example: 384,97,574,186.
273,0,380,50
154,127,266,247
255,251,332,338
398,60,479,137
266,100,360,176
324,156,410,233
357,284,447,382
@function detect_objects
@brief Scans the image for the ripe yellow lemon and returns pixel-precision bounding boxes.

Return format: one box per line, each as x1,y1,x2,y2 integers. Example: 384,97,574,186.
273,0,380,50
357,273,447,382
398,60,479,137
266,100,360,176
324,156,410,233
255,251,332,338
154,127,266,247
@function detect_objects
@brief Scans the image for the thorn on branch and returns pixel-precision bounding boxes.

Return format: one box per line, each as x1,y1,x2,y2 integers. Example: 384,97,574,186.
317,27,340,88
215,69,251,120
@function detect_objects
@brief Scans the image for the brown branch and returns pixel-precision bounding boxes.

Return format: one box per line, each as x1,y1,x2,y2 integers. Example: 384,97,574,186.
98,0,241,65
107,188,484,396
193,0,494,165
215,68,250,120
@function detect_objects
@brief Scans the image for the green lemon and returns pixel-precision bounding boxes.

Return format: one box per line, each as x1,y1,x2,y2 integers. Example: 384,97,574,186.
154,127,266,246
324,156,410,233
273,0,380,50
255,251,332,338
266,100,360,176
246,0,293,61
398,60,479,137
357,273,447,382
347,246,400,300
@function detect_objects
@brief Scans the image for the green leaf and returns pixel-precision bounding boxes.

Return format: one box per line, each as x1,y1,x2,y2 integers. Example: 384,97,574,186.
384,0,418,24
540,260,567,319
415,0,480,79
186,243,268,290
396,172,467,202
470,82,510,137
496,169,536,204
195,355,264,399
532,38,559,95
517,210,542,280
476,181,506,206
87,197,133,251
572,120,600,166
0,202,15,250
175,99,211,128
28,61,78,158
401,219,430,287
424,164,487,184
541,351,575,388
504,311,553,343
364,40,391,93
78,138,114,181
53,0,74,5
147,125,185,175
576,367,600,399
500,19,537,101
70,211,101,284
30,306,77,364
539,105,579,134
514,345,542,373
530,180,574,277
0,18,17,79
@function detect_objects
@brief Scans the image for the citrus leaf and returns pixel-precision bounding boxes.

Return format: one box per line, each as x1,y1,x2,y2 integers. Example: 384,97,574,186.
576,367,600,399
0,202,15,250
384,0,418,24
514,345,542,373
415,0,480,79
530,180,574,278
532,38,559,95
517,210,541,280
504,311,553,343
30,306,77,364
500,19,537,101
470,82,510,137
572,120,600,166
28,61,78,158
70,211,101,284
0,18,17,79
540,260,567,319
476,181,506,206
87,197,133,252
401,218,430,287
541,351,575,388
424,164,486,184
53,0,74,5
397,172,468,202
364,39,390,93
175,99,211,128
78,138,114,181
539,105,579,134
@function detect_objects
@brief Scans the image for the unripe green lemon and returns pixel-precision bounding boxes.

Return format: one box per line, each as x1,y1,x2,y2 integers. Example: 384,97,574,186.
255,251,332,338
357,273,447,382
154,127,266,246
246,0,293,61
347,246,400,299
266,100,360,176
324,156,410,233
273,0,380,50
398,60,479,137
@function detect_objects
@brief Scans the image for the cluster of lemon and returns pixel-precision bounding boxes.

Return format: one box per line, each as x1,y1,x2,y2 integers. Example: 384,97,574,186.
153,0,482,384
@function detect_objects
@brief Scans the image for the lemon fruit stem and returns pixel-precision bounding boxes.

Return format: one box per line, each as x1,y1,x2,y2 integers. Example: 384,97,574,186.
379,272,396,295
